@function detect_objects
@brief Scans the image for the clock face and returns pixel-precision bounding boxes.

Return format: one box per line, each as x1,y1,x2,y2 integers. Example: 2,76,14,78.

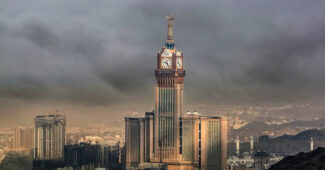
176,58,182,69
161,57,172,69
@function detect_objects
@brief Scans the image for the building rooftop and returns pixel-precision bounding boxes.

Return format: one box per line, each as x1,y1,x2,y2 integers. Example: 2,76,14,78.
255,151,270,157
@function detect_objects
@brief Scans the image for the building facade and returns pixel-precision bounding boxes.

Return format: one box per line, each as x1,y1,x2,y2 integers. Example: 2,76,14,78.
153,15,185,163
200,116,228,170
64,142,101,169
102,142,121,170
125,17,227,170
33,114,66,160
254,152,270,170
125,117,143,168
179,112,200,165
13,127,34,149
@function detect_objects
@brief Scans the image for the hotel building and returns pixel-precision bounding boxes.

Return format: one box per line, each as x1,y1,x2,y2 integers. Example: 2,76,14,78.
125,17,227,170
33,114,66,160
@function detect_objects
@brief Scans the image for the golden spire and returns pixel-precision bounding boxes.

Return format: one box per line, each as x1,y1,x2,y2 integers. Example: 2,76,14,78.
166,15,174,40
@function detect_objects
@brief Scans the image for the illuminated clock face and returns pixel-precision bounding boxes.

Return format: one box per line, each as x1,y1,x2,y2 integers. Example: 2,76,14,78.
176,58,182,69
161,57,172,69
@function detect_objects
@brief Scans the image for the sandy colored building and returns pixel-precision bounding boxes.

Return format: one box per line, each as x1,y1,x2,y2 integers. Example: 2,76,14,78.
33,113,66,160
125,16,228,170
13,127,34,149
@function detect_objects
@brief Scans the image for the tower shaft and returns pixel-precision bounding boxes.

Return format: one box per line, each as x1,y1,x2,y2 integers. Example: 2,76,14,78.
153,16,185,163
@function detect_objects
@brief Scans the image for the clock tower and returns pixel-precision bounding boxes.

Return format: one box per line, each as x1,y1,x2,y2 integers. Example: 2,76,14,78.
154,16,185,162
125,16,228,170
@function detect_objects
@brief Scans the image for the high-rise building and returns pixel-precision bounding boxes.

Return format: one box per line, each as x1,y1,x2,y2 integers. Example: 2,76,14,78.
200,116,227,170
125,16,227,170
102,142,121,170
254,151,270,170
125,117,145,168
33,114,66,160
13,127,34,149
179,112,200,165
153,15,185,163
144,111,155,162
64,142,101,169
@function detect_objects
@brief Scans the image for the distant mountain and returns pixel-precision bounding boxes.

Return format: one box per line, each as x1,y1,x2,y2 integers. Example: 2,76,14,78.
257,129,325,155
274,129,325,141
230,119,325,141
239,121,271,131
268,147,325,170
231,121,274,139
283,119,325,128
228,129,325,155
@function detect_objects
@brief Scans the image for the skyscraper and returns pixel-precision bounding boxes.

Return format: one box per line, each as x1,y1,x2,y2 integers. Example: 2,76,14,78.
101,142,121,170
199,116,227,170
179,112,200,165
125,16,227,170
33,114,66,160
13,127,34,149
64,142,102,169
153,15,185,163
125,117,145,168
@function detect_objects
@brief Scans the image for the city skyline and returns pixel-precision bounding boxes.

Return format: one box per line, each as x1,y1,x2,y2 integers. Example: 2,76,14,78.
1,0,325,127
1,1,325,169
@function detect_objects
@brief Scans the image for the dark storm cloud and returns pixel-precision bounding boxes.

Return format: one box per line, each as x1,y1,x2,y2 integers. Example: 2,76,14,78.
1,0,325,107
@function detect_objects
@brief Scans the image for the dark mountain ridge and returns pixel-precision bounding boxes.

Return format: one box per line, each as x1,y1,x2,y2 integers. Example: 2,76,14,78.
268,147,325,170
228,129,325,155
273,129,325,141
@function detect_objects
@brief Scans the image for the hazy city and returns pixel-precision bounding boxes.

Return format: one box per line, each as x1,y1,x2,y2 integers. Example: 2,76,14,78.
0,0,325,170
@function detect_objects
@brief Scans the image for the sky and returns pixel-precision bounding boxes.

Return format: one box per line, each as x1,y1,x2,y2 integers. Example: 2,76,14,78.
1,0,325,127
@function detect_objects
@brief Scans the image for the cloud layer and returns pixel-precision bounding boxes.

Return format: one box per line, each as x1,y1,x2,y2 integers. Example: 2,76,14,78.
1,0,325,126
